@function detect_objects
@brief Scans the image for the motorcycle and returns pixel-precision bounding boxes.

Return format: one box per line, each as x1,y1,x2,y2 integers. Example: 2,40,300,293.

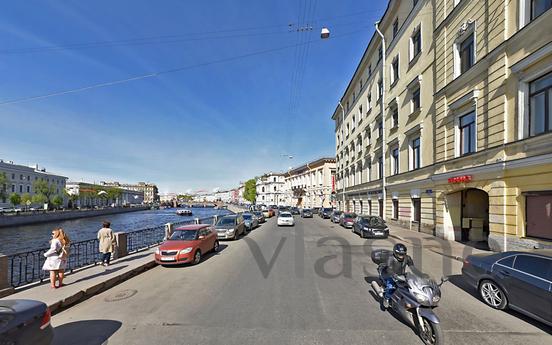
370,249,448,345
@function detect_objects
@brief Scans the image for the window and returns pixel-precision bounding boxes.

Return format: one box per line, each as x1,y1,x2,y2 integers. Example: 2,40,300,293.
353,91,356,102
378,121,383,138
359,105,363,117
392,199,399,219
378,156,383,179
20,174,23,180
11,185,15,192
497,256,515,268
513,255,552,280
27,175,30,181
460,33,475,74
19,185,23,193
412,87,421,112
368,200,372,214
378,45,383,62
27,185,30,193
391,106,399,128
526,193,552,240
367,93,372,109
360,79,363,89
11,173,15,179
412,198,421,223
366,161,371,182
393,18,399,38
460,112,476,155
391,56,399,84
352,115,356,130
392,148,399,175
274,186,277,192
379,199,384,217
262,187,265,193
410,26,422,61
366,126,372,142
346,123,350,137
378,78,383,99
411,137,421,170
346,101,350,111
532,0,552,19
529,71,552,136
368,65,372,77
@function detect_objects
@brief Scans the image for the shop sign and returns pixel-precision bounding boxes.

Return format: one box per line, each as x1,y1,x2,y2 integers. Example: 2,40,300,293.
425,189,433,194
448,175,472,184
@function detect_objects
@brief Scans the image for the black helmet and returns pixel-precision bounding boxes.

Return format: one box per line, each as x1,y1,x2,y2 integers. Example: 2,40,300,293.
393,243,407,261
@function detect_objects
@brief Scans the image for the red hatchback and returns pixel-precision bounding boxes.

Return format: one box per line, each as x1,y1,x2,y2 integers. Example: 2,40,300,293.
155,224,219,265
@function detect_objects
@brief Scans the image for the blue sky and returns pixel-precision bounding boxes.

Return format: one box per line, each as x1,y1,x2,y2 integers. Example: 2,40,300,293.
0,0,387,194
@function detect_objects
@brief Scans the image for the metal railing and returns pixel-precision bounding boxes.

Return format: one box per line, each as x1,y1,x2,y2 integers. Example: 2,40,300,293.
6,215,218,288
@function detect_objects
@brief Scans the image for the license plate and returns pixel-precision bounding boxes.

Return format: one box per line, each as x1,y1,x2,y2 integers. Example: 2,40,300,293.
374,231,383,235
160,256,175,261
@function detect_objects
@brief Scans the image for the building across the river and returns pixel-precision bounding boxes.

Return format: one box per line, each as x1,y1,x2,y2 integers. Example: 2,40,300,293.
100,181,159,204
66,182,144,207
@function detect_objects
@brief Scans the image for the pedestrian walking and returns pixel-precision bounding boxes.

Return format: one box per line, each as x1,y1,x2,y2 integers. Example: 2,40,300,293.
98,221,116,267
43,228,70,289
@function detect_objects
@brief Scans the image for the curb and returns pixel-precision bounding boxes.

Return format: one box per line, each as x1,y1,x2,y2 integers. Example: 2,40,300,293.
389,234,465,263
48,260,157,314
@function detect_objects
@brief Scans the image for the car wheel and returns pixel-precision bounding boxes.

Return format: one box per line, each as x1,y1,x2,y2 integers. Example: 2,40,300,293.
193,250,202,265
479,279,508,310
213,241,220,252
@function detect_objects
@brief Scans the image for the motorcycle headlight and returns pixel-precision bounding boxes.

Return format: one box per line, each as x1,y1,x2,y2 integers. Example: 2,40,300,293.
413,291,429,304
179,247,193,254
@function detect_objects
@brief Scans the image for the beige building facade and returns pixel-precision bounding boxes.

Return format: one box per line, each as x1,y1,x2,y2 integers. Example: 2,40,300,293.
285,158,336,208
332,0,552,251
100,181,159,204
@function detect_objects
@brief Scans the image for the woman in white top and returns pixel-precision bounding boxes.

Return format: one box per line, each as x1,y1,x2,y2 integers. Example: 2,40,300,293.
43,228,70,289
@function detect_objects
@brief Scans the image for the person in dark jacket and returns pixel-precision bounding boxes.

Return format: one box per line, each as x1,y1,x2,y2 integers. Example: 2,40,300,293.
381,243,414,308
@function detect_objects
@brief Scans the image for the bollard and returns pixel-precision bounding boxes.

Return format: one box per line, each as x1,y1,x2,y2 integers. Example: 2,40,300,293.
0,254,14,298
164,223,174,240
194,218,200,224
114,232,128,259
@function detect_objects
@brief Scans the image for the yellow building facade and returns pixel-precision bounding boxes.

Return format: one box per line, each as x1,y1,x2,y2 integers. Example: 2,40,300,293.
332,0,552,251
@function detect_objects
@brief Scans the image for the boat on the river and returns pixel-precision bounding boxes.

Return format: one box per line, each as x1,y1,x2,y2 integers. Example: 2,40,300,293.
176,209,193,216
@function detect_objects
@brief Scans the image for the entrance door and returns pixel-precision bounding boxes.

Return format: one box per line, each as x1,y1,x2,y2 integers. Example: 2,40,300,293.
378,199,383,218
526,194,552,240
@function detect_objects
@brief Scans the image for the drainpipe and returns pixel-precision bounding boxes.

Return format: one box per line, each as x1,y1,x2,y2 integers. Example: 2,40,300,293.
338,101,346,212
375,21,387,220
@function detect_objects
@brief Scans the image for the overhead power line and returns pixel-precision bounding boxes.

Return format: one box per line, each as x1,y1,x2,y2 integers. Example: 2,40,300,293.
0,27,369,106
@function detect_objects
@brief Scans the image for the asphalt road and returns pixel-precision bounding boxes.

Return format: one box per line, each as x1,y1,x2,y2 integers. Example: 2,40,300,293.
51,215,551,345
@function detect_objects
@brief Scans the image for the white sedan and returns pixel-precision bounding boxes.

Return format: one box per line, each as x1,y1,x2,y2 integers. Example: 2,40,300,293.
277,212,295,226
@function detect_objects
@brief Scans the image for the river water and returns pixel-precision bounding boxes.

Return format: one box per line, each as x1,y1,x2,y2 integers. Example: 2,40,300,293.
0,207,231,255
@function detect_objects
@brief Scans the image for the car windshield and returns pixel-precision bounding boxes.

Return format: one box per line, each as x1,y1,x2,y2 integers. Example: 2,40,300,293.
279,213,292,218
364,217,385,226
344,213,356,218
323,208,332,212
303,209,311,212
169,230,198,241
216,217,236,226
334,211,342,215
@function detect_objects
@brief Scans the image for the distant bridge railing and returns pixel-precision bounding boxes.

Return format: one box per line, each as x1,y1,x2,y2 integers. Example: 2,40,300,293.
2,216,218,290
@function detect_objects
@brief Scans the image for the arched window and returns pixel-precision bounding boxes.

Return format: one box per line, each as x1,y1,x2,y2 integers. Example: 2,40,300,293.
262,187,265,193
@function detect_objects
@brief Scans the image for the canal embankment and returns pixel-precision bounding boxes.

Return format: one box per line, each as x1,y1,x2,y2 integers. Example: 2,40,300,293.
0,206,150,228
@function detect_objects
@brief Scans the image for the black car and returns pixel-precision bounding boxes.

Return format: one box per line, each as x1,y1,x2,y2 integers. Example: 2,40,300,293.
331,210,342,223
352,215,389,238
301,208,313,218
252,211,265,223
0,299,53,345
320,208,333,219
290,207,300,215
462,250,552,327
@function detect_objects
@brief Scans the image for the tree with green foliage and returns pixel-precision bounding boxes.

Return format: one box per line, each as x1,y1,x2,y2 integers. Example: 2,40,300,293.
0,172,8,203
32,193,48,205
52,195,64,209
243,179,257,204
21,193,32,210
106,188,122,205
9,193,21,208
32,180,57,205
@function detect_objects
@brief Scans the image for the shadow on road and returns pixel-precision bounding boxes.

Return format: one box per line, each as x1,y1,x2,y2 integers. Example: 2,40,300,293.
71,265,128,284
52,319,122,345
448,274,552,334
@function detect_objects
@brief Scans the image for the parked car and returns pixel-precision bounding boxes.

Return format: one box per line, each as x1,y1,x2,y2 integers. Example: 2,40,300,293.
252,211,265,223
0,299,53,345
331,210,343,223
242,212,259,231
339,212,357,228
215,214,246,240
277,211,295,226
290,207,300,215
301,208,313,218
320,208,333,219
155,224,219,265
352,216,389,238
312,207,320,215
462,250,552,327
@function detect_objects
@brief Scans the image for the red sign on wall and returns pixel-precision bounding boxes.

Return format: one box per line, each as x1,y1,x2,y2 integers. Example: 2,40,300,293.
448,175,472,184
331,175,335,192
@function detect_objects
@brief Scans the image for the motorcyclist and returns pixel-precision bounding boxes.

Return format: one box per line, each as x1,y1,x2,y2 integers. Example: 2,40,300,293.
381,243,414,309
